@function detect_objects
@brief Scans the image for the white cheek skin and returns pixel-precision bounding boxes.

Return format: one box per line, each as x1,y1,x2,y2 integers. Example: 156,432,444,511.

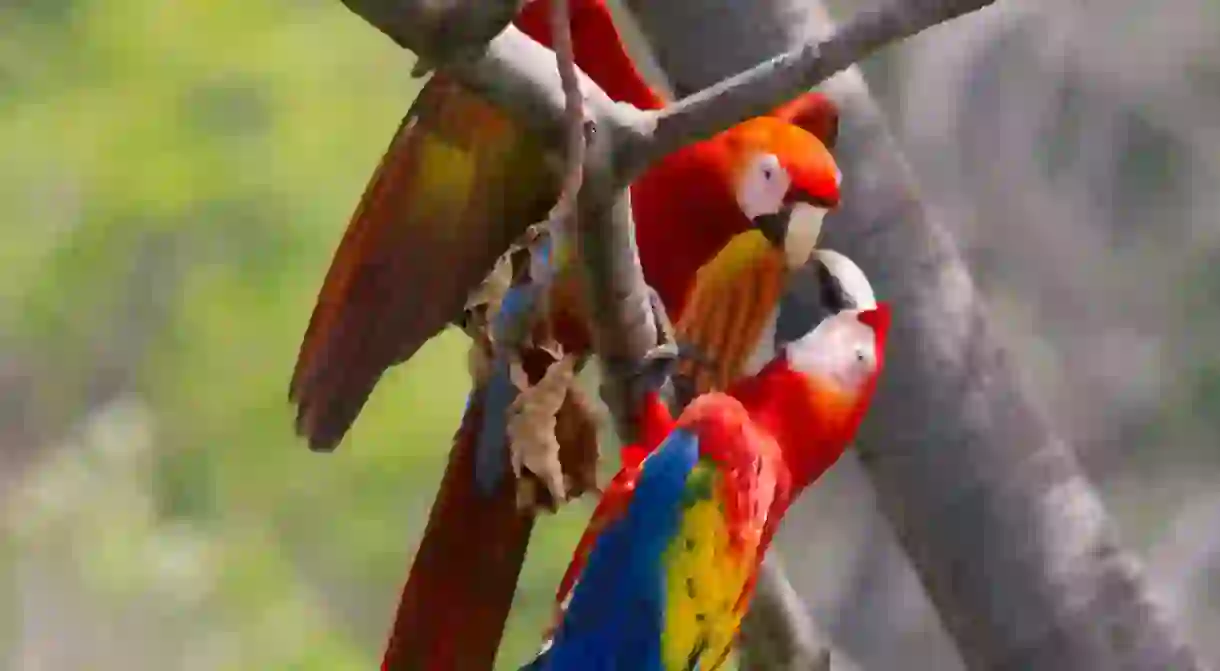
787,312,877,394
738,153,789,220
783,204,826,269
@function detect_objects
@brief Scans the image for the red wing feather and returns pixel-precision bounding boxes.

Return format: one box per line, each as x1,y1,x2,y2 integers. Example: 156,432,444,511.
289,76,557,451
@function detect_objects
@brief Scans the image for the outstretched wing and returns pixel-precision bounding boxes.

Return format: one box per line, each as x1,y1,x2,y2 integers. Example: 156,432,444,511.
530,397,785,671
289,76,557,452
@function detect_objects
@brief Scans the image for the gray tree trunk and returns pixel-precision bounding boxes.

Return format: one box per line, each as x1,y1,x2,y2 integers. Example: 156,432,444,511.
621,1,1206,669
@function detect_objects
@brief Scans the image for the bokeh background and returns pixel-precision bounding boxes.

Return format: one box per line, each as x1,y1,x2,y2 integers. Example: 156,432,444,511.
3,0,1217,669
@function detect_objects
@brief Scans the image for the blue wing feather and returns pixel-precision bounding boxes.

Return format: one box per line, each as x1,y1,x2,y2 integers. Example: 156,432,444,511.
529,428,702,670
473,357,517,495
473,232,564,494
472,282,538,495
493,281,539,344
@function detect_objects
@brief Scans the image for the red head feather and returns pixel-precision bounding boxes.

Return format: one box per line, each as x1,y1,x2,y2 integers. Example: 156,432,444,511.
857,303,891,362
727,303,891,490
770,92,840,150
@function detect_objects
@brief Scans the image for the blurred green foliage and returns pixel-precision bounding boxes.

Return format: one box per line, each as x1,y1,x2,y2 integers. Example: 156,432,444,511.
1,1,596,667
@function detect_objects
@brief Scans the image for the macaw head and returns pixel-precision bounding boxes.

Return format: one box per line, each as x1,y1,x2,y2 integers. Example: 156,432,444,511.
731,249,888,488
721,115,842,271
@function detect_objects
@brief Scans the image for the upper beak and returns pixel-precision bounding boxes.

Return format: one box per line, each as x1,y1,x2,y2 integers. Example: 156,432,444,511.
750,201,828,269
813,248,877,311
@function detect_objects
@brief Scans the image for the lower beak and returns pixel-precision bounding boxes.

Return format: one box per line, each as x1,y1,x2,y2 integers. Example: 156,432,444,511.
750,202,828,269
751,204,792,250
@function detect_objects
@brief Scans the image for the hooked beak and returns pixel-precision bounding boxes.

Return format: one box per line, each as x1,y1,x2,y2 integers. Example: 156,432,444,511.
812,248,877,311
751,201,828,269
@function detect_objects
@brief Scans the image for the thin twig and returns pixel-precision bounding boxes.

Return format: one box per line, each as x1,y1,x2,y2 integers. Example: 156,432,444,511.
548,0,587,241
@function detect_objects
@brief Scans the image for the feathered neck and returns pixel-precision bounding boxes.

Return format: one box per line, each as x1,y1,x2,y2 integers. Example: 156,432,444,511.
728,357,862,491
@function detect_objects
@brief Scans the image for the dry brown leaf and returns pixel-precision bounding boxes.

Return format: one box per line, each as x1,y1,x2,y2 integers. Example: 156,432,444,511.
506,354,579,509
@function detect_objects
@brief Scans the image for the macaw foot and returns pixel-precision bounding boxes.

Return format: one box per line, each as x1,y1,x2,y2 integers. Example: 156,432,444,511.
506,352,580,512
671,340,719,408
598,286,685,441
629,286,684,401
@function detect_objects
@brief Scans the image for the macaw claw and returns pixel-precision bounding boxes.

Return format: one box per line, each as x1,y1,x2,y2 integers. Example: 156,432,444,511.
629,286,683,399
506,352,580,512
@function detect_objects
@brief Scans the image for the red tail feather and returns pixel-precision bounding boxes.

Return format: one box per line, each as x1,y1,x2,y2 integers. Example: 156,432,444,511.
381,396,534,671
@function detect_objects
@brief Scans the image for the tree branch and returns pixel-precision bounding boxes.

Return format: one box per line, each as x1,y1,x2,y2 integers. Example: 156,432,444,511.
337,0,1004,447
624,0,998,176
339,0,525,73
446,24,625,149
625,0,1208,669
738,557,866,671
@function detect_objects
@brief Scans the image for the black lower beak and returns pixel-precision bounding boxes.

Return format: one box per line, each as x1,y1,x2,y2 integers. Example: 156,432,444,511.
751,203,795,248
772,253,857,347
815,259,855,313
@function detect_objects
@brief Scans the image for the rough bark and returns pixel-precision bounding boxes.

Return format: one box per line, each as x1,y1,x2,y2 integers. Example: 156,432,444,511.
624,1,1207,670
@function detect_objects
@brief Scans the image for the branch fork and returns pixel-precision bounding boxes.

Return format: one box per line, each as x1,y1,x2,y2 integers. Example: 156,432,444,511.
335,0,1002,441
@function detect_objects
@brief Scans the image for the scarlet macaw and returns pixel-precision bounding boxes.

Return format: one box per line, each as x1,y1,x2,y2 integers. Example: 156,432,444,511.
674,94,844,396
522,254,890,671
286,1,851,667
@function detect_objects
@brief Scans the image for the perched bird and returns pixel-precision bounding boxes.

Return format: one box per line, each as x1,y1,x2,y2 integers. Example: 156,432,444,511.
285,0,852,667
522,253,890,671
289,0,662,456
287,2,658,668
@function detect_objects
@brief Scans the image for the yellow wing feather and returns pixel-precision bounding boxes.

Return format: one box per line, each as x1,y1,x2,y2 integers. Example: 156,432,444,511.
661,459,776,671
676,230,787,395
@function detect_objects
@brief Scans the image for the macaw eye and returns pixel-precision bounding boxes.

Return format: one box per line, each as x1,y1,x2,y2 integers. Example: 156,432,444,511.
855,348,865,362
738,153,788,220
757,153,781,182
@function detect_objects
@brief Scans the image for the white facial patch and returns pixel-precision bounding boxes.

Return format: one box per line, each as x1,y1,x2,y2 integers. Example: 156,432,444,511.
736,152,790,220
786,309,879,395
814,249,876,310
783,203,827,269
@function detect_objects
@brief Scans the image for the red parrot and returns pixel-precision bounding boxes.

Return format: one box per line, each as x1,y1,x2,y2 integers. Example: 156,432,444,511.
633,95,841,323
672,95,843,396
285,1,849,668
523,264,891,670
